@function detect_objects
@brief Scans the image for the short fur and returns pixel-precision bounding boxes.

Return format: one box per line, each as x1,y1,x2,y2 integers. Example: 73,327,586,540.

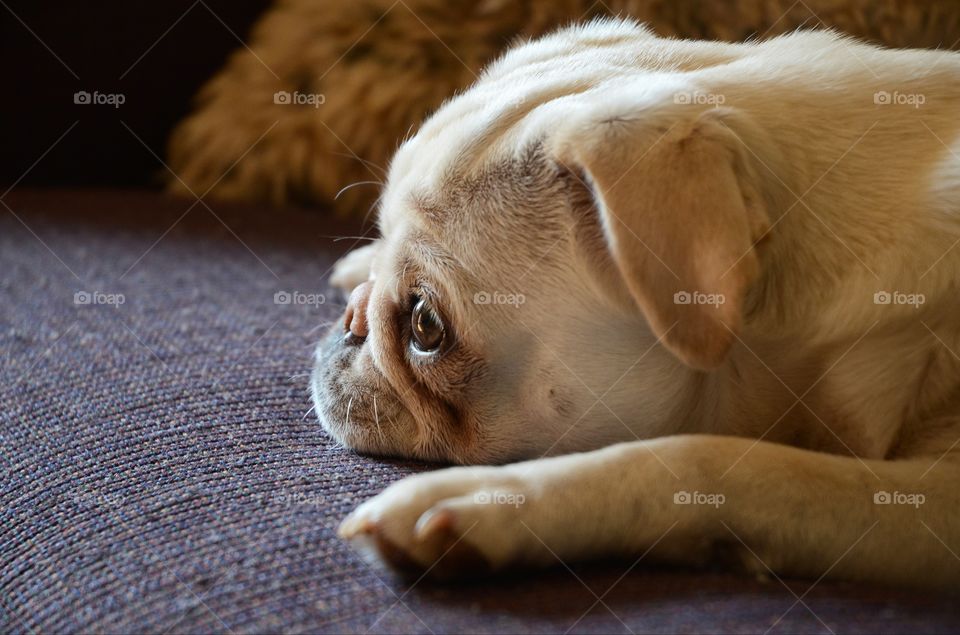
314,20,960,590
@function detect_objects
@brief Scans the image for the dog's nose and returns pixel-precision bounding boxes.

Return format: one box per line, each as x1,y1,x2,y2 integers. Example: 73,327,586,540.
343,280,372,343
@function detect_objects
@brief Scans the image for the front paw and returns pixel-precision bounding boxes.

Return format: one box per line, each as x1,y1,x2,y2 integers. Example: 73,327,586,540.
339,467,543,579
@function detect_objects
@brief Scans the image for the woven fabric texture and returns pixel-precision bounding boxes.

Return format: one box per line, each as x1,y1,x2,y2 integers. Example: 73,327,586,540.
2,189,958,634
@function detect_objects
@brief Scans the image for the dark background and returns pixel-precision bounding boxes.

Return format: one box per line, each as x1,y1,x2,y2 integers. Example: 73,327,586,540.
1,1,270,189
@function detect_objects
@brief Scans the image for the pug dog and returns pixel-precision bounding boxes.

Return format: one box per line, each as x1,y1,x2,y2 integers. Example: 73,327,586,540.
311,19,960,589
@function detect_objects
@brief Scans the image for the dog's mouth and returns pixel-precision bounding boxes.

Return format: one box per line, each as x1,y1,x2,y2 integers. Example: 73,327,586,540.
310,326,414,456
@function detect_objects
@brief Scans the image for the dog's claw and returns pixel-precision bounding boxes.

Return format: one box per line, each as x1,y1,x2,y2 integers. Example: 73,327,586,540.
337,468,543,578
338,511,376,539
414,507,457,541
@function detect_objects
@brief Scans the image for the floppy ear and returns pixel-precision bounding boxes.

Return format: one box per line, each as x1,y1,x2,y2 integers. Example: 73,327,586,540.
555,109,769,370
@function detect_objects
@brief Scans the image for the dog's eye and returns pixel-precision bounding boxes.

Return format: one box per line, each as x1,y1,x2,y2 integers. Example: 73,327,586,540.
410,297,445,353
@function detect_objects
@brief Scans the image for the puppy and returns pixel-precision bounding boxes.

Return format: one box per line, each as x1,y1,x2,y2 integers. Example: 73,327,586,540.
312,20,960,589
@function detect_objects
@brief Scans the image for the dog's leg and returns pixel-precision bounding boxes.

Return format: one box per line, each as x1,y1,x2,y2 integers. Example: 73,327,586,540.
329,241,380,294
340,432,960,588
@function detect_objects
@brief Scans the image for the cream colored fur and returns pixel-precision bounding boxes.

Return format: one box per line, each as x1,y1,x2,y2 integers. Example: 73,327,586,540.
314,20,960,589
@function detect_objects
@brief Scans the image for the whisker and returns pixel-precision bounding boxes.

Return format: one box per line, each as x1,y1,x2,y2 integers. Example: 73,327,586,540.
373,396,386,444
302,404,317,421
330,151,387,178
306,321,337,336
289,373,311,380
334,181,382,201
398,123,417,147
326,235,378,242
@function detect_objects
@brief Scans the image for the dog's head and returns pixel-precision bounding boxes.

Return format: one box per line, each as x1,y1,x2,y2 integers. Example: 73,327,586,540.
312,21,771,464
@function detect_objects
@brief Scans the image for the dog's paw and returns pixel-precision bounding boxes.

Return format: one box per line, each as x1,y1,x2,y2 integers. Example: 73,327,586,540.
338,466,545,579
329,242,379,294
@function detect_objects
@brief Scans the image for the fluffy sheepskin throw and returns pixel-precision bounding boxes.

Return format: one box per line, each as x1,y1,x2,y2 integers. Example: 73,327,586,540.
167,0,960,216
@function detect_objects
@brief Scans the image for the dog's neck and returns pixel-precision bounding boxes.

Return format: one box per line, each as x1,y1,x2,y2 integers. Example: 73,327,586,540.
679,102,960,458
698,271,960,463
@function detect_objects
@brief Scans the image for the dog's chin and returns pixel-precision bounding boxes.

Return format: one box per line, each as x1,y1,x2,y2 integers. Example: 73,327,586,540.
313,398,371,454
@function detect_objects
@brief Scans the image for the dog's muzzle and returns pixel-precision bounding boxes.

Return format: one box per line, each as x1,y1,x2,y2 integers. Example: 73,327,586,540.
310,284,409,455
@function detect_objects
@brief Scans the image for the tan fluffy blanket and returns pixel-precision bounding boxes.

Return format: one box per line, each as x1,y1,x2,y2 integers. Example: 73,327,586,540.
167,0,960,216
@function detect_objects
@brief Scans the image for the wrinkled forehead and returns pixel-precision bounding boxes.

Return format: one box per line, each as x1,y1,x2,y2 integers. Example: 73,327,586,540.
379,140,532,236
373,67,596,294
380,138,570,242
377,70,583,237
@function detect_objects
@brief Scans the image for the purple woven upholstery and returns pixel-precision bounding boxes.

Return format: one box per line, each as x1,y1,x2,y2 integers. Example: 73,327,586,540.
2,189,958,634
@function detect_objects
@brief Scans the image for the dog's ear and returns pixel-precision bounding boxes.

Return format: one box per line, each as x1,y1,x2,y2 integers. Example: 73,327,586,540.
554,109,768,370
